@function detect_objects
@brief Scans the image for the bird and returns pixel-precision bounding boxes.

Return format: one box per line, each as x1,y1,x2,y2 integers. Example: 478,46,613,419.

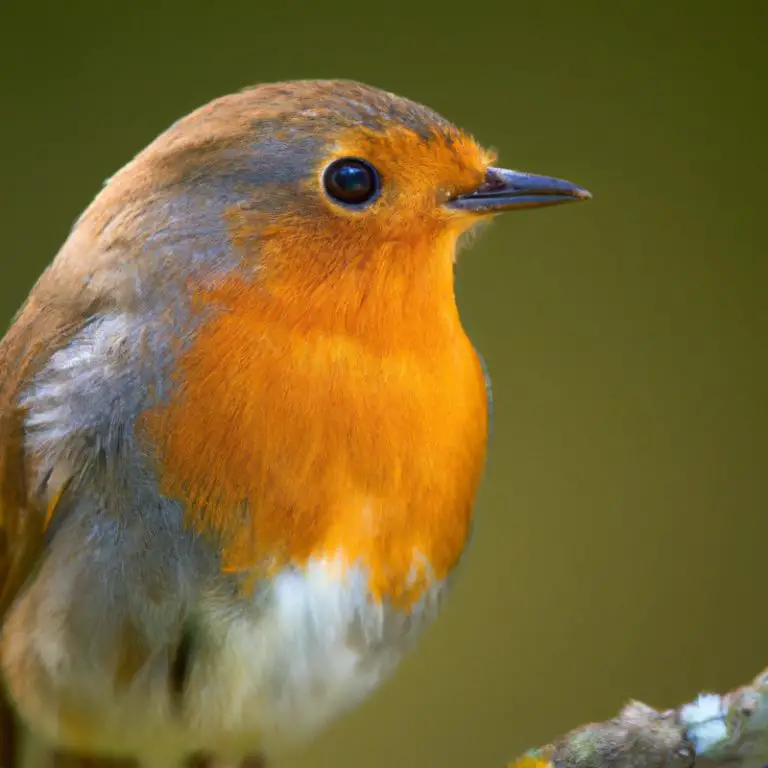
0,79,590,767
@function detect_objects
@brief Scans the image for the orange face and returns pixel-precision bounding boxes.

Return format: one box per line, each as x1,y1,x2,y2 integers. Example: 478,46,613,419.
188,84,493,313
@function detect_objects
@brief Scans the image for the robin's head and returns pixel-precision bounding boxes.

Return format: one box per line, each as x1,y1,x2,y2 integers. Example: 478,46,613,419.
86,80,589,317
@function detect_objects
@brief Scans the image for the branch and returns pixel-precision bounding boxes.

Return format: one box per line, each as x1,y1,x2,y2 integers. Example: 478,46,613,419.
509,666,768,768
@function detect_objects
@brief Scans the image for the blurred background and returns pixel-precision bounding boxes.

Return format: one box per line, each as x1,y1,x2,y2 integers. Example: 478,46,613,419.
1,2,766,766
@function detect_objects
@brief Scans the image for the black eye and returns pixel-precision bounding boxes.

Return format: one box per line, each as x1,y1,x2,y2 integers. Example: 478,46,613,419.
323,158,380,207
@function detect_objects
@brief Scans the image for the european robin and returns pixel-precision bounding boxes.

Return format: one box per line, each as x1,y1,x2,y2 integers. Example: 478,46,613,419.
0,80,590,767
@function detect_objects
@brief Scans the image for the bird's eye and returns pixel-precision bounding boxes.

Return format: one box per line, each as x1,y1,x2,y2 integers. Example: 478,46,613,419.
323,158,380,208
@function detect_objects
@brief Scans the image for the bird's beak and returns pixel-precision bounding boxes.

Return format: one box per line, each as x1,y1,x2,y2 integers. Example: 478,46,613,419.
447,167,591,214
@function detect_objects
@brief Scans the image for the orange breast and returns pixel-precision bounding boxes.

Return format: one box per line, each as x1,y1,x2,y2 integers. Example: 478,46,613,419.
140,274,489,609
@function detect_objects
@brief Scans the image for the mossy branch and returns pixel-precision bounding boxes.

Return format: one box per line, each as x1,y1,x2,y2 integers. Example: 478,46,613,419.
509,666,768,768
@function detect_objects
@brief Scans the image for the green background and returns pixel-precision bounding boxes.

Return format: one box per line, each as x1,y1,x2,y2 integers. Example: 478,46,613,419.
1,2,765,766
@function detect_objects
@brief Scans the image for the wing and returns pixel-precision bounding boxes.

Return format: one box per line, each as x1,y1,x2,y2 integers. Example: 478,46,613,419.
0,274,97,765
0,289,90,614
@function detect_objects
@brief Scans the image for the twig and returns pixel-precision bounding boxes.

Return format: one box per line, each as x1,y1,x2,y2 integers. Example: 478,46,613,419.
509,666,768,768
